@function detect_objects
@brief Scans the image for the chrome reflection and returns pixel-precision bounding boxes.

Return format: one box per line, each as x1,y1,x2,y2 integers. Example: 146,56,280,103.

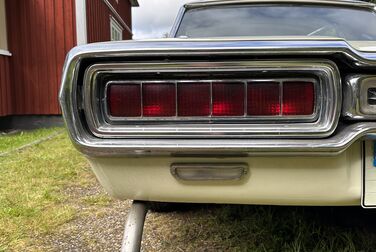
83,60,340,139
343,75,376,119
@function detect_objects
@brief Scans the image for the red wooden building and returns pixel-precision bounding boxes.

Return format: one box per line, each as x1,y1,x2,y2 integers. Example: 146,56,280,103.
0,0,138,126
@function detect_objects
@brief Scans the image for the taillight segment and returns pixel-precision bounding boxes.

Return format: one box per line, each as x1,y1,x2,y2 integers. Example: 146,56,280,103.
212,82,245,116
107,80,315,118
107,84,141,117
282,82,314,115
178,82,211,116
247,82,280,116
142,83,176,117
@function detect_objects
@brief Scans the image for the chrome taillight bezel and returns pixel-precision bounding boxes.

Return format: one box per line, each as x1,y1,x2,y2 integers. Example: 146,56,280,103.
83,60,341,139
343,75,376,119
103,78,319,121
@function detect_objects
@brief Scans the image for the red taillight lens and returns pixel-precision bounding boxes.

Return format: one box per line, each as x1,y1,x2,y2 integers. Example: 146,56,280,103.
212,82,245,116
107,80,314,118
282,82,314,115
247,82,280,116
143,83,176,117
107,84,141,117
178,82,211,116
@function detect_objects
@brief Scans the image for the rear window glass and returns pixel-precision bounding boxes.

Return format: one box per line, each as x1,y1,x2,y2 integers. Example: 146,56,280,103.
176,5,376,41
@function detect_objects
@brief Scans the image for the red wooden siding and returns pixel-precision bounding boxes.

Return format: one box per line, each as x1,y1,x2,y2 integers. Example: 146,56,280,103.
87,0,132,43
5,0,76,115
0,55,12,116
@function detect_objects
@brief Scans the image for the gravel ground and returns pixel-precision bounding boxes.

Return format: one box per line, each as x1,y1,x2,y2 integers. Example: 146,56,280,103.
35,178,186,251
36,178,223,251
37,181,130,251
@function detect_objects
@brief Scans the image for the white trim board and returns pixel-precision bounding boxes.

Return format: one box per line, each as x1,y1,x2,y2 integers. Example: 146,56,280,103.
75,0,88,45
0,49,11,56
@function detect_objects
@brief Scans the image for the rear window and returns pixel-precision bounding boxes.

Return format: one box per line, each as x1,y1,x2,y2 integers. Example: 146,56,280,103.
175,5,376,41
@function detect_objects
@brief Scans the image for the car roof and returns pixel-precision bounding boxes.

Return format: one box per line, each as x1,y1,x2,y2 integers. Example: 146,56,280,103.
184,0,376,9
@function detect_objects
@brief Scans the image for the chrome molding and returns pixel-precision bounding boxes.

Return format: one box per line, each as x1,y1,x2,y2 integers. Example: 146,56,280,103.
184,0,376,10
103,78,319,121
58,122,376,157
169,6,186,38
343,75,376,120
59,39,376,157
83,60,339,139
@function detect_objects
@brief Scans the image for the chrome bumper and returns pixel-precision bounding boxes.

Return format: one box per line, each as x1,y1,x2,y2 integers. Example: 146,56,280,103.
67,122,376,157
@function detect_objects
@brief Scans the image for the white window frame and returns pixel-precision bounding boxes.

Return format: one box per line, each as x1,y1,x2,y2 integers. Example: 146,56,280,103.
75,0,87,45
0,0,11,55
110,16,123,41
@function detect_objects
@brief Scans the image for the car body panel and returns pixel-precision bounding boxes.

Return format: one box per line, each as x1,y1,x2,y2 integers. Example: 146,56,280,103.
87,141,362,205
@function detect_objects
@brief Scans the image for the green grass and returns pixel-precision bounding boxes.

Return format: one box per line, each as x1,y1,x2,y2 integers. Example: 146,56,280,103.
0,128,88,251
147,204,376,252
83,195,113,207
207,205,376,251
0,128,61,153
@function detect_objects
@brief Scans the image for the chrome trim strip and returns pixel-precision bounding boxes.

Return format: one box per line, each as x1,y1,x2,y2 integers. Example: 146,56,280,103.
64,122,376,157
58,39,376,67
169,6,186,38
185,0,376,9
83,60,337,139
343,75,376,119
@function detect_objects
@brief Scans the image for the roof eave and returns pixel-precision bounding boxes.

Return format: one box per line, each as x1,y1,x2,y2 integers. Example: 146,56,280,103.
129,0,139,7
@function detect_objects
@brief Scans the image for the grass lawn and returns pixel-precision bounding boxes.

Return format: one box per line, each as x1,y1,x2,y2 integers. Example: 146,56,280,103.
0,128,62,153
1,128,376,251
0,128,89,251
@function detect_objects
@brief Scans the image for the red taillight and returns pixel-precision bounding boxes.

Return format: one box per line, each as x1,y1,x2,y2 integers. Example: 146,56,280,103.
107,80,314,118
108,84,141,117
247,82,280,116
283,82,314,115
212,82,245,116
178,82,211,116
143,83,176,117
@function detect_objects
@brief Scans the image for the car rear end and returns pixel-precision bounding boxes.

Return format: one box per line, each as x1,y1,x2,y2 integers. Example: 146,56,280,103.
59,0,376,207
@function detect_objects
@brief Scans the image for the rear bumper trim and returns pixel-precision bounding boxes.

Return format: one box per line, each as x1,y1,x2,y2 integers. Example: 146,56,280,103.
72,122,376,157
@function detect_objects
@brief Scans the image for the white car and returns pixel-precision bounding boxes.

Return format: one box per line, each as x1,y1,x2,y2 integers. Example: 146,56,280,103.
60,0,376,249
